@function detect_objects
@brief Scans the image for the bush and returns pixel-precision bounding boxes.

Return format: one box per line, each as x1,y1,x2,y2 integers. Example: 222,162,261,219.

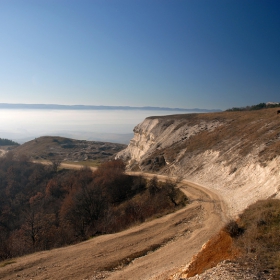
223,220,244,238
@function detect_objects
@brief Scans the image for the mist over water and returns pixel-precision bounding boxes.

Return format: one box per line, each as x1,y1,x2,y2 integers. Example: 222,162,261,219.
0,109,193,144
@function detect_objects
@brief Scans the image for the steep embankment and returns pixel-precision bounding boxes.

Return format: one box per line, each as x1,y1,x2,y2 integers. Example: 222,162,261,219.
117,108,280,216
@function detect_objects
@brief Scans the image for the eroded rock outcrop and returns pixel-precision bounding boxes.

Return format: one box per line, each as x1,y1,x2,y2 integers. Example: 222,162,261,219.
117,109,280,216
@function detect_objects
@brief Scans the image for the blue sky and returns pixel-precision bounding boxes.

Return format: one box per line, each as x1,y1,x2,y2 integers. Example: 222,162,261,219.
1,0,280,110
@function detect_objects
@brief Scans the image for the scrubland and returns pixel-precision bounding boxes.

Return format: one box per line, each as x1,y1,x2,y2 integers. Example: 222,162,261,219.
0,156,185,262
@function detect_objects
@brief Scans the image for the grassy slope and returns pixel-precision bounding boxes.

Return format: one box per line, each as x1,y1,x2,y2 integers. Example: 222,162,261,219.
12,136,126,162
156,108,280,165
177,199,280,279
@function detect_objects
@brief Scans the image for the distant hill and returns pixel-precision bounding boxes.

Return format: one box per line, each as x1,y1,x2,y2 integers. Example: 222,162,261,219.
13,136,126,163
0,103,221,112
13,132,134,145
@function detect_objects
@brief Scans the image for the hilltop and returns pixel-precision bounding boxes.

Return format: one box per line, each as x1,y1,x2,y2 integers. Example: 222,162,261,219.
12,136,126,163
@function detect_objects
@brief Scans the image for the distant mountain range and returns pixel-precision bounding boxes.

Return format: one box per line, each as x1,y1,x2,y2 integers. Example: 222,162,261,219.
0,103,221,112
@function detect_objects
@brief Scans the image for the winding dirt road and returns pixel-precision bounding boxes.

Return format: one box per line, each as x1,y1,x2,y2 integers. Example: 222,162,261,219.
0,164,229,280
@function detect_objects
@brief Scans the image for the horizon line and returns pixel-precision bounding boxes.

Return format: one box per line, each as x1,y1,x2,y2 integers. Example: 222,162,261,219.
0,103,222,112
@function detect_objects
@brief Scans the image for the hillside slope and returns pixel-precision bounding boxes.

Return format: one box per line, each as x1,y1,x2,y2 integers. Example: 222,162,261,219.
117,108,280,216
13,136,126,162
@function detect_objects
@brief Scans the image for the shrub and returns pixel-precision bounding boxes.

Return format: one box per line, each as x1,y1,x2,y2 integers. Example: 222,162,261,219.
223,220,244,238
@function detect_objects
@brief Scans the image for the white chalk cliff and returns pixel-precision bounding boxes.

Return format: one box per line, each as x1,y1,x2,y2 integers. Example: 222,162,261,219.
116,109,280,216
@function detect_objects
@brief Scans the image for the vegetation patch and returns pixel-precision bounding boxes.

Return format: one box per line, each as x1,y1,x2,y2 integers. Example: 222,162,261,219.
0,156,187,261
12,136,126,163
226,102,280,111
0,138,19,146
0,259,16,267
232,199,280,279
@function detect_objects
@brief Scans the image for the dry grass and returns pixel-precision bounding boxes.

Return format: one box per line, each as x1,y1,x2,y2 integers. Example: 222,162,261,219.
155,108,280,165
12,136,126,163
182,199,280,279
0,260,16,268
229,199,280,279
146,112,226,123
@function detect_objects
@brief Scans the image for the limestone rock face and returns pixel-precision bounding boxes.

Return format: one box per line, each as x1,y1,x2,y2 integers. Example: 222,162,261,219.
116,110,280,216
117,116,221,170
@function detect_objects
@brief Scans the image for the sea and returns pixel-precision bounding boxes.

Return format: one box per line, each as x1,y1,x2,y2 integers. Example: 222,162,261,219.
0,109,194,144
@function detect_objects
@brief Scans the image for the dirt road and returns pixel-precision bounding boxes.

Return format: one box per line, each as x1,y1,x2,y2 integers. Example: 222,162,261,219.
0,165,229,280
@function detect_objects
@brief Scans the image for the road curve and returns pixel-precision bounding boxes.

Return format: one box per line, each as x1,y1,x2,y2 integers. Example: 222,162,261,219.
112,172,230,280
0,163,229,280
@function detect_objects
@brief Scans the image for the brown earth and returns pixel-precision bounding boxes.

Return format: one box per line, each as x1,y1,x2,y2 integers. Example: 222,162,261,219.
174,230,240,279
0,166,228,280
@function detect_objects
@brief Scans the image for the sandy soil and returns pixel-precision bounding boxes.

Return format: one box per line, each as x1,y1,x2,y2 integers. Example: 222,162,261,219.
32,160,98,171
60,163,98,171
0,169,228,280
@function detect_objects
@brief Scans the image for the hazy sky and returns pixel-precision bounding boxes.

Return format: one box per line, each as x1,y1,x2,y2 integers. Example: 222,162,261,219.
1,0,280,110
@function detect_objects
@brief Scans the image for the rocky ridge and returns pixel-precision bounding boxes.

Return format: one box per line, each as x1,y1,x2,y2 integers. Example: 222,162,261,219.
116,109,280,217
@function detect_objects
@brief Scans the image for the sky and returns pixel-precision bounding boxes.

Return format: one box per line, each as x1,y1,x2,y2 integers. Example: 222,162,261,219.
1,0,280,110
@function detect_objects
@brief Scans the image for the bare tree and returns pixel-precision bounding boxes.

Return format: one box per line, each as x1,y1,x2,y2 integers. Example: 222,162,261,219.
50,157,62,172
